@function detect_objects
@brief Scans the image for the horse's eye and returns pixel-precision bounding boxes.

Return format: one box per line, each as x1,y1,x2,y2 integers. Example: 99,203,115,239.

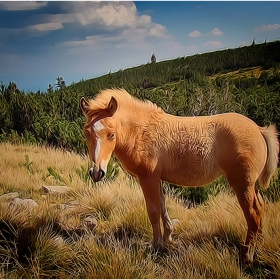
108,133,115,140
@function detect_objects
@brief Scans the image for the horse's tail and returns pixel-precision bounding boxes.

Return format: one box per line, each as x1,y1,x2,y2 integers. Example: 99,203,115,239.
258,125,279,189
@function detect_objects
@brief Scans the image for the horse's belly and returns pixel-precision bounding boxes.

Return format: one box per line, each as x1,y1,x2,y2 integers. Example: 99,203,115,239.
161,158,223,187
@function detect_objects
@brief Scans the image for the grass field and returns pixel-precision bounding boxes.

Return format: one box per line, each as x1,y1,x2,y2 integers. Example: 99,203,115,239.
0,142,280,278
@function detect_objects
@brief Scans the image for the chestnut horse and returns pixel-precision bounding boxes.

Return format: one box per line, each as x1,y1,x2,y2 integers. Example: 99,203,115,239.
80,88,279,263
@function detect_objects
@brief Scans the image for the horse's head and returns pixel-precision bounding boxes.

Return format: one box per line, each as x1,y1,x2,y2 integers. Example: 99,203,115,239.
80,96,118,182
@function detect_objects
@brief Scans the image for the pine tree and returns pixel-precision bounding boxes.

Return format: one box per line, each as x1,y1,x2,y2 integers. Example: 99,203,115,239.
151,53,156,64
55,76,66,89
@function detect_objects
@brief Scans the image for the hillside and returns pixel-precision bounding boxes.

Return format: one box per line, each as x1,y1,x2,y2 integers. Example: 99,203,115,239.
0,142,280,278
1,40,280,154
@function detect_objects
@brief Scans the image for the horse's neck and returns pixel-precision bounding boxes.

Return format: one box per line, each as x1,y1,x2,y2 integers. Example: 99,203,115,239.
115,116,142,153
114,101,163,153
114,107,148,152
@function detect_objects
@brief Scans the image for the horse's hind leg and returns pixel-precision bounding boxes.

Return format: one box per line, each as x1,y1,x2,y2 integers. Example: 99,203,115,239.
234,184,264,264
160,183,173,244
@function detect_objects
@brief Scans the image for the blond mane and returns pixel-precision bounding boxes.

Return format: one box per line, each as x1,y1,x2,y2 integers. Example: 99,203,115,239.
86,88,164,120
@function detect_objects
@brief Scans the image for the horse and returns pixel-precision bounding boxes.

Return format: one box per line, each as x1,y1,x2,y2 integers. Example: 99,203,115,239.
80,88,279,264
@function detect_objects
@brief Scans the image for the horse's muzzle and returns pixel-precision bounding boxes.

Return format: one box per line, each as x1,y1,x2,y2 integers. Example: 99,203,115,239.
89,168,105,182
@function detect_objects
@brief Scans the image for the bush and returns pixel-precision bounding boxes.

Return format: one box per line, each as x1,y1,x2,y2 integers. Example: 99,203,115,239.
166,176,231,206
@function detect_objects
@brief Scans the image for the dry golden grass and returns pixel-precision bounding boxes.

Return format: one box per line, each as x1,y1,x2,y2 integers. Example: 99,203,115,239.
1,142,280,278
210,66,262,80
211,66,280,81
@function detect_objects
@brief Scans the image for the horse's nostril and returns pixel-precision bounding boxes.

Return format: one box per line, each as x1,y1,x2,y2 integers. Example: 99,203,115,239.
95,169,105,181
99,169,105,180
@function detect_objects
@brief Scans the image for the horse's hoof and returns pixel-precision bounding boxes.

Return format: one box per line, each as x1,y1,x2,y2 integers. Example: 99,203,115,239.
152,245,168,256
157,246,169,256
240,245,254,265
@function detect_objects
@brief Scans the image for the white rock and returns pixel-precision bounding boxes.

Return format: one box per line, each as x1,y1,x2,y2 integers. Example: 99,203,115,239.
40,185,72,194
9,197,38,210
0,192,19,202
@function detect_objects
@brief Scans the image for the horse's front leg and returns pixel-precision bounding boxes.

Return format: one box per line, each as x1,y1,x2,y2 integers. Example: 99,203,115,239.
139,176,163,251
160,182,173,244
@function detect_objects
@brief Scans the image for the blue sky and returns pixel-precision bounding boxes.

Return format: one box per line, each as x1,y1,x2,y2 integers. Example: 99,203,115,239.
1,1,280,93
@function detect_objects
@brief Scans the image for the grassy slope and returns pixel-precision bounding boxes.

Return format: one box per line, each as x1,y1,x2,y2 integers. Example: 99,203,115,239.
1,142,280,278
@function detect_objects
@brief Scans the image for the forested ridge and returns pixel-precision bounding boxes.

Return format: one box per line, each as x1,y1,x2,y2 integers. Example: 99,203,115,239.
1,40,280,154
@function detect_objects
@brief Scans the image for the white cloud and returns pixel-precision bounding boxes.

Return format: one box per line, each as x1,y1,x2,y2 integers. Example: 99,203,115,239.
28,22,63,32
202,41,223,47
0,1,169,42
21,1,167,40
211,28,224,36
63,37,92,47
0,1,47,11
189,28,224,38
59,23,168,54
254,24,280,33
0,2,152,32
44,2,151,28
0,22,63,40
95,3,136,27
33,2,170,49
148,24,168,38
188,30,202,38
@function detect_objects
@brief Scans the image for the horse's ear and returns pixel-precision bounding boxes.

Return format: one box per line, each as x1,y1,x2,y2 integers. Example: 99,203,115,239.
80,97,90,116
107,96,118,116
